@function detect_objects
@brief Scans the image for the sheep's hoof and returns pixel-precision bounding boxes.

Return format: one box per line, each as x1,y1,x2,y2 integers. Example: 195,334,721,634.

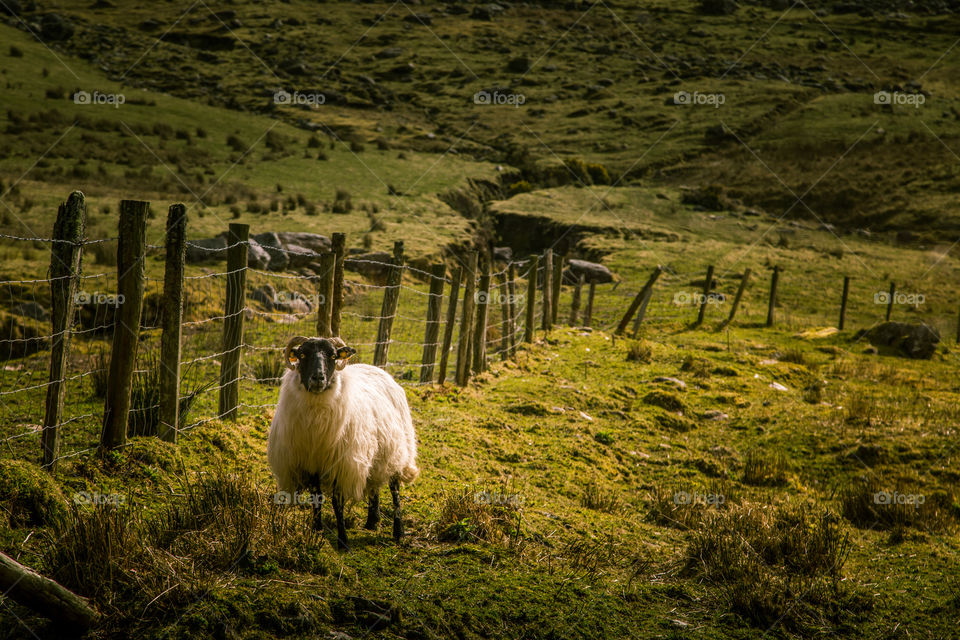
364,515,380,531
392,520,403,542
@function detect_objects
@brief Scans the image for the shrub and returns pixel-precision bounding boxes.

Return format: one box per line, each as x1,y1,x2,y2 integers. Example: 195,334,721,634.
626,340,652,363
742,450,789,486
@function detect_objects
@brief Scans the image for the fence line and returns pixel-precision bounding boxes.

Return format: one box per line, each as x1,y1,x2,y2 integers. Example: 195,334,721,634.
1,194,958,469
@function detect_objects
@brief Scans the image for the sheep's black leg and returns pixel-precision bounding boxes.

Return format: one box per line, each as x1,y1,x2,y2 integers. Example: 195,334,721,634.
331,488,350,551
365,492,380,531
389,477,403,542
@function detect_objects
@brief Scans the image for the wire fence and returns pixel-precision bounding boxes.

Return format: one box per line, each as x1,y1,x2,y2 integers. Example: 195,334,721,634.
1,210,958,469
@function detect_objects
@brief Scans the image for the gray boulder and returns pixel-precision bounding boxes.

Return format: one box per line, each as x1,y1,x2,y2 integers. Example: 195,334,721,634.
251,232,288,271
185,236,227,263
246,239,271,270
861,322,939,359
562,259,614,284
345,251,393,279
493,246,513,263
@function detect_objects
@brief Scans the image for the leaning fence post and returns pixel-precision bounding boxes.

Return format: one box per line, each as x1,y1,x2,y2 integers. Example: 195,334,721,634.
218,223,248,421
838,275,850,330
419,263,446,383
551,254,563,326
616,266,663,335
569,273,584,326
456,252,478,386
584,282,596,328
694,265,715,327
330,232,346,337
315,252,336,336
100,200,149,452
524,255,539,343
720,268,751,330
437,267,462,384
472,259,491,374
374,241,404,368
158,204,186,443
541,249,553,331
885,281,895,322
765,266,781,328
42,191,85,469
631,287,654,339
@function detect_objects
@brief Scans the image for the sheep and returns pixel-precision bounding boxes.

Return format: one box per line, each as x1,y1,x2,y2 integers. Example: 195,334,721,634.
267,335,419,550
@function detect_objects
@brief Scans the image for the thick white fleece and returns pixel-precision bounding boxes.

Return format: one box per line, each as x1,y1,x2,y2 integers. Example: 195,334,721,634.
268,363,419,503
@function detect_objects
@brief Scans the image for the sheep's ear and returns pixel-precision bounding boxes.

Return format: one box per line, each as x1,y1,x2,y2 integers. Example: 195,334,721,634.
286,349,300,370
335,346,356,360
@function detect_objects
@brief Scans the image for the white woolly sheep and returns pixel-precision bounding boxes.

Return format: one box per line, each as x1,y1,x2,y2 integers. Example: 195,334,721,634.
267,335,419,550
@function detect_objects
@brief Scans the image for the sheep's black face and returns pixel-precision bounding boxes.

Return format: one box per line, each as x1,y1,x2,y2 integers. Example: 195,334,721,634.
291,339,355,393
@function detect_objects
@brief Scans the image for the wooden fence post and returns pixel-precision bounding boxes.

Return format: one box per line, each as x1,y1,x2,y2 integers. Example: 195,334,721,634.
218,223,248,421
100,200,148,451
315,252,336,336
330,232,346,337
551,254,563,326
569,273,584,325
885,281,895,322
42,191,85,469
437,267,462,384
584,282,596,328
373,241,404,368
158,204,186,443
720,268,751,330
456,252,478,386
0,550,99,630
541,249,553,331
838,275,850,330
631,286,654,338
616,266,663,335
506,263,518,354
472,259,491,374
498,270,511,360
765,266,781,328
525,255,539,343
694,265,715,327
419,263,446,382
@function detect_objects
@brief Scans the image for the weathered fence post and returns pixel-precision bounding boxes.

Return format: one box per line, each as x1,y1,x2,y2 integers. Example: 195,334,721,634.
838,275,850,330
456,252,478,386
330,232,346,337
541,249,553,331
218,223,248,421
584,282,596,328
694,265,715,327
720,267,751,330
0,550,99,630
374,241,405,368
551,254,563,326
765,266,781,328
631,286,654,338
437,267,462,384
956,305,960,345
616,266,663,335
506,263,518,354
419,263,446,382
472,259,491,374
158,204,186,443
315,252,336,336
100,200,148,452
42,191,85,469
885,281,895,322
498,270,511,360
525,255,539,343
569,273,584,325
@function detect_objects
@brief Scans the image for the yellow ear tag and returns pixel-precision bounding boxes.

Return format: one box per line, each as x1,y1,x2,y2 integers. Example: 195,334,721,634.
336,346,356,361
